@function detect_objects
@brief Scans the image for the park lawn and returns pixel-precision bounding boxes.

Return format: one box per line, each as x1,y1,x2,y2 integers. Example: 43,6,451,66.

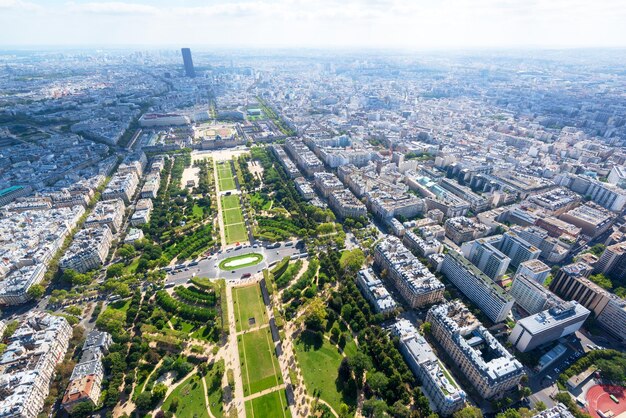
294,331,356,414
232,283,268,332
221,194,241,210
191,325,213,341
122,257,140,275
244,389,291,418
223,208,244,225
192,203,204,218
162,373,209,418
219,177,236,191
108,299,131,313
225,223,248,244
171,318,195,333
238,327,282,395
343,339,358,358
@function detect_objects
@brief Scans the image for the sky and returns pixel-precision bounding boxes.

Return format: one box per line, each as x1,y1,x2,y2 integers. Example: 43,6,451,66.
0,0,625,49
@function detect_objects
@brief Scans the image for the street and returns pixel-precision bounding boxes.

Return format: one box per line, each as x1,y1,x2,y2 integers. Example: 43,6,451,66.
165,242,303,285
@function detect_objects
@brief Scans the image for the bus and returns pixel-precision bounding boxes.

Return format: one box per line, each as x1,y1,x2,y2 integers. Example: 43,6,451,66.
610,395,619,404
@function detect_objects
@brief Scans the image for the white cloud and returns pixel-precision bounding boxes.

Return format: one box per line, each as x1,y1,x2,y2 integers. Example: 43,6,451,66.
66,1,159,15
1,0,625,47
0,0,42,11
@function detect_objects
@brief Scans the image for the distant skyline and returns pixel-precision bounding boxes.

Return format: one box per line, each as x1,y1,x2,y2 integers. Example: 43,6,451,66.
0,0,625,49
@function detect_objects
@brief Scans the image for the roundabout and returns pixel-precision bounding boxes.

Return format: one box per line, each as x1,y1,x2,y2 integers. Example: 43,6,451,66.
219,252,264,270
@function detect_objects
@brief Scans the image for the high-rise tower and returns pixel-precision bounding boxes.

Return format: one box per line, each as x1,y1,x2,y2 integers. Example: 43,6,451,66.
181,48,195,77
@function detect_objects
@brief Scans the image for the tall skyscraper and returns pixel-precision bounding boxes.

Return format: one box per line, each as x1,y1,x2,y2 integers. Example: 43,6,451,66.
181,48,195,77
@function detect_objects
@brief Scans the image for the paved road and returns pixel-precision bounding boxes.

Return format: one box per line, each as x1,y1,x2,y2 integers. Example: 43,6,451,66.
166,243,303,284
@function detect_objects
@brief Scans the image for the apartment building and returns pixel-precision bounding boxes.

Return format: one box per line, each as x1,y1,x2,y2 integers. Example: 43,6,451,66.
441,251,514,323
559,203,614,238
62,330,112,413
374,236,444,308
427,302,524,399
596,296,626,342
366,190,425,220
294,178,315,200
0,206,84,305
531,403,575,418
131,198,153,226
0,312,72,418
403,230,442,257
499,231,541,269
313,172,344,198
516,259,551,285
60,225,113,273
140,173,161,199
595,241,626,280
85,199,125,233
440,178,490,213
270,145,301,179
102,171,139,204
444,217,489,245
356,268,397,314
328,189,367,219
284,138,324,177
461,236,510,280
529,188,580,216
392,319,466,415
510,273,563,315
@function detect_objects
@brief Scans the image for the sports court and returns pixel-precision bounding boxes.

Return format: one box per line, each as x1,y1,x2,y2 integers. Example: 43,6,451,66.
587,385,626,418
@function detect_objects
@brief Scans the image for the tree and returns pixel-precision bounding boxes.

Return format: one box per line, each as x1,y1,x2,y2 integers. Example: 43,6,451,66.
152,383,168,402
453,406,483,418
367,371,389,395
339,249,365,274
303,297,327,331
496,409,521,418
535,401,547,412
107,263,125,278
589,273,612,290
27,284,45,299
135,391,155,411
70,401,94,418
348,351,373,384
118,244,136,260
421,321,432,334
596,357,626,382
521,386,532,399
362,399,388,418
390,401,411,418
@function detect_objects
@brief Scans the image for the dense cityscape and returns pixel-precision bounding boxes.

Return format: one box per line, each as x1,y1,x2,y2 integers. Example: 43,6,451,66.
0,45,625,418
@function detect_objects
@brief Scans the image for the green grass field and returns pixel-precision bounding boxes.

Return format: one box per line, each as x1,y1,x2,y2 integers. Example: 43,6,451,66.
216,161,236,191
238,327,283,395
294,331,357,414
221,194,240,210
220,194,248,244
244,390,291,418
223,208,244,224
162,373,209,418
224,222,248,244
232,284,268,332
